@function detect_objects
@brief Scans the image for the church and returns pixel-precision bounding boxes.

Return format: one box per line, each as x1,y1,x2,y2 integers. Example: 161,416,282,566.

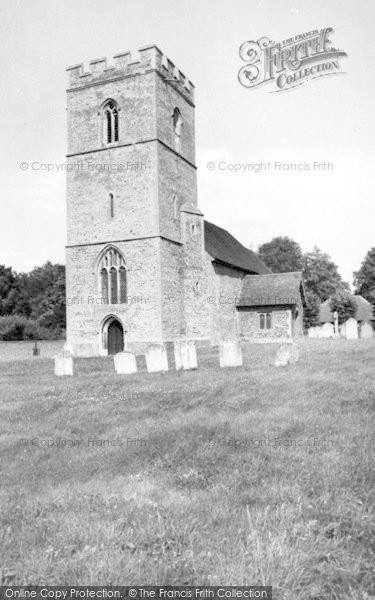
65,45,305,356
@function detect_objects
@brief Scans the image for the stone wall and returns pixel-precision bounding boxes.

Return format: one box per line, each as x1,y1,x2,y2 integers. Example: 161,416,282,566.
206,260,244,344
238,307,292,341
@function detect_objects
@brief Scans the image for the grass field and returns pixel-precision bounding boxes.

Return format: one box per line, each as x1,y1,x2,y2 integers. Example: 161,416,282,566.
0,339,374,598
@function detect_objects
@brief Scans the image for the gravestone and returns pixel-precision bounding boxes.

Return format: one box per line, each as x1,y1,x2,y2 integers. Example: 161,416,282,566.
174,340,197,370
274,342,299,367
308,326,321,338
321,322,334,339
114,351,137,374
344,318,358,339
339,322,346,338
360,321,373,339
54,350,73,376
145,344,168,373
219,341,242,368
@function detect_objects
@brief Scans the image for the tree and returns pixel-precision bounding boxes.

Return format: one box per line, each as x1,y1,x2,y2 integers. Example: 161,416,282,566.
258,237,303,273
0,262,66,337
353,248,375,305
0,265,20,315
303,290,321,329
329,290,357,325
26,262,66,330
303,246,349,301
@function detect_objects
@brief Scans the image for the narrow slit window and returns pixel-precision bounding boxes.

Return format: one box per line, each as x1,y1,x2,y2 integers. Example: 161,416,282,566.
109,193,114,218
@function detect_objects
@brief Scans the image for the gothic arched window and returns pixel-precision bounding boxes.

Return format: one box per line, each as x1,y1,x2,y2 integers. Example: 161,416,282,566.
103,100,119,144
98,247,127,304
172,107,182,152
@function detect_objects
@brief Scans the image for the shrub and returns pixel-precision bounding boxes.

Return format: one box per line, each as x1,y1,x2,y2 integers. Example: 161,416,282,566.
0,315,64,341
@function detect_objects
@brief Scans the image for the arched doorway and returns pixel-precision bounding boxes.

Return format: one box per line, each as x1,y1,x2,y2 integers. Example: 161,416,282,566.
106,318,124,355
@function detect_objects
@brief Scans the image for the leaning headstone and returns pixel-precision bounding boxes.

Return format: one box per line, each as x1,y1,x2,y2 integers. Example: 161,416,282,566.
114,351,137,374
345,318,358,340
360,321,373,339
174,340,197,370
145,343,168,373
54,350,73,376
321,322,334,339
274,342,299,367
219,341,242,368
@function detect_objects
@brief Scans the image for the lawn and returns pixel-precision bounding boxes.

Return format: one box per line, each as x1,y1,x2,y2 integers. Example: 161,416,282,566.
0,339,374,599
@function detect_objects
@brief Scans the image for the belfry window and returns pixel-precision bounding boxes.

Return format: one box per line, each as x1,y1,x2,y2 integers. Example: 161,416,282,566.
98,248,127,304
103,100,119,144
172,107,182,152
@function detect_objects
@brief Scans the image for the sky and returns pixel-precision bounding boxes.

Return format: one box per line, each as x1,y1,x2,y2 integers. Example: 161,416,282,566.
0,0,374,286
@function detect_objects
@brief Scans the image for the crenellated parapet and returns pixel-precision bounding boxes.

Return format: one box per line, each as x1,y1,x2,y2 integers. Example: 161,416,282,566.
66,44,195,102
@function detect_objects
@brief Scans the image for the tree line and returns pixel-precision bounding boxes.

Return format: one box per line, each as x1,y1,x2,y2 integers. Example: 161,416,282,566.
0,262,65,340
1,243,375,339
257,238,375,327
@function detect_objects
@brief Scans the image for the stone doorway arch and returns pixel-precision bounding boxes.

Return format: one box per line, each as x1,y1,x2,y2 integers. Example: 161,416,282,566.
101,316,124,355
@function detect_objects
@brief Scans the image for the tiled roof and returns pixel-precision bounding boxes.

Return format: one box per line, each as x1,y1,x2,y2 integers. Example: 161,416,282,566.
237,271,305,307
320,294,373,323
204,220,271,274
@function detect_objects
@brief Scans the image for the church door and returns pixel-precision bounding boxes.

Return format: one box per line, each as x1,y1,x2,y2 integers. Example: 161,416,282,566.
107,319,124,355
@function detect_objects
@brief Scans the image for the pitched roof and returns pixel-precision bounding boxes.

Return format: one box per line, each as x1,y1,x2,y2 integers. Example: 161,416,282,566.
237,271,305,307
204,220,271,274
320,294,373,323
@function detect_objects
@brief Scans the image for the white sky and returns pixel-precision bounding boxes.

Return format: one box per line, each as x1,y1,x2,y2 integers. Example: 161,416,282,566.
0,0,374,286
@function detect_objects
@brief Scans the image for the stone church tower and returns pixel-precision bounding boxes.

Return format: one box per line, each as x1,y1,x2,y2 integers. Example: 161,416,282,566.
65,45,208,355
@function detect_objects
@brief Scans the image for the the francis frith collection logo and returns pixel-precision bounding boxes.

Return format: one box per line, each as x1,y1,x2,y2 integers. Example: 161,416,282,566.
238,27,347,92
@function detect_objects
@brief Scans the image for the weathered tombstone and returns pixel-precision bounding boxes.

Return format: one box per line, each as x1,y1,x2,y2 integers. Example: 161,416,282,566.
360,321,373,339
308,326,321,338
274,342,299,367
54,350,73,376
321,322,334,339
344,318,358,340
174,340,197,370
339,322,346,338
145,343,168,373
114,351,137,374
219,341,242,368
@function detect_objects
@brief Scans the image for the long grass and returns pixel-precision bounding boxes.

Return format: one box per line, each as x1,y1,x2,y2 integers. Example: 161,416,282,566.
0,339,374,598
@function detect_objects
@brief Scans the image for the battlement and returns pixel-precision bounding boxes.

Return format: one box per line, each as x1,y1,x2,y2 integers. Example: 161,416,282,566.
67,44,195,102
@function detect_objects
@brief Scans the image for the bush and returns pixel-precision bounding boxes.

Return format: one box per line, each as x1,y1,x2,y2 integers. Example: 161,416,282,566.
0,315,64,341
